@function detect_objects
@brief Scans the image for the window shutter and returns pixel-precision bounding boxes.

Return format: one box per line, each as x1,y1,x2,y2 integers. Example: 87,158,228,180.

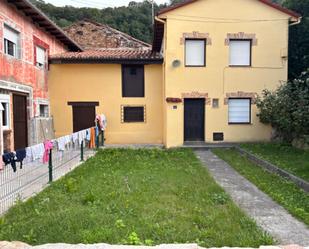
228,99,250,123
185,40,205,66
229,40,251,66
4,26,19,44
36,46,46,66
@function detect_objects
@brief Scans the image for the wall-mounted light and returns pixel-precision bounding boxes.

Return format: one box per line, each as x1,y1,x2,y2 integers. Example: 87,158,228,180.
172,59,181,68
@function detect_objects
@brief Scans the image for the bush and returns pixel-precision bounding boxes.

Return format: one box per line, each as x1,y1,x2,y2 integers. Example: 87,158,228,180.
256,69,309,142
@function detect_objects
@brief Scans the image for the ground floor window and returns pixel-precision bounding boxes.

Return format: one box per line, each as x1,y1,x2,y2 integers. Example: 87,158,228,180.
228,98,251,124
122,106,145,123
0,94,10,130
39,104,49,118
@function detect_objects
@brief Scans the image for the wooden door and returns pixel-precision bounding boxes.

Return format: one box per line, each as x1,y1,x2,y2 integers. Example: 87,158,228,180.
184,99,205,141
71,104,96,132
13,94,28,150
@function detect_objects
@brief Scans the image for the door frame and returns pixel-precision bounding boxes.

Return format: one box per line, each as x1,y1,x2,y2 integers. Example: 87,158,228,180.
183,98,205,142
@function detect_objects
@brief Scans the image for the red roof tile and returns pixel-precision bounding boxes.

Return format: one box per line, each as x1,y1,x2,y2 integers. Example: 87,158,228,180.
49,49,162,63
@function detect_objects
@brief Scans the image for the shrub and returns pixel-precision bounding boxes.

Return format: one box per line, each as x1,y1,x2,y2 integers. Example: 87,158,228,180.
256,69,309,142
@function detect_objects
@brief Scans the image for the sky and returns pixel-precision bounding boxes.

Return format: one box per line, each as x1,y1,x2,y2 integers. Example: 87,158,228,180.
43,0,169,8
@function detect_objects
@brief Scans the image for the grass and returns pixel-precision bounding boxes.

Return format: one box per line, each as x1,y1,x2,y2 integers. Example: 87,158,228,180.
241,143,309,182
213,148,309,226
0,148,273,247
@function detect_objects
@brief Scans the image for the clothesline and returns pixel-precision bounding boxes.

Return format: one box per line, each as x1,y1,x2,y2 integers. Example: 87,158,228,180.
1,127,97,173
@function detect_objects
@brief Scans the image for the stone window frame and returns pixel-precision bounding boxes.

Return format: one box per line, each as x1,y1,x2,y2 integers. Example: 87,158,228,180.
121,105,146,123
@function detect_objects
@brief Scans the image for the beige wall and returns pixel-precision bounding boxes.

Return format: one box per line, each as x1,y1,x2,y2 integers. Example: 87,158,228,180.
159,0,291,147
49,64,163,144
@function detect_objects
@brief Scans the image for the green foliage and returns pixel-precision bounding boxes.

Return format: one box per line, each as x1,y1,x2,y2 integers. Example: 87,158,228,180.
256,69,309,142
213,148,309,226
30,0,169,43
241,143,309,181
0,149,273,247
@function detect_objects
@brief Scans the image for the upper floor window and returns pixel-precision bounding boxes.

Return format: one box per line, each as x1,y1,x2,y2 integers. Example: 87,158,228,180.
185,39,206,67
122,65,144,97
229,40,251,66
3,25,20,59
228,98,251,124
0,94,10,130
36,46,46,69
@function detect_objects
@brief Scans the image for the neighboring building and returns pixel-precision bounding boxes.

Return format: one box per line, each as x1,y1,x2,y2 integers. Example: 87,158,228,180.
48,0,301,148
0,0,81,153
63,20,151,50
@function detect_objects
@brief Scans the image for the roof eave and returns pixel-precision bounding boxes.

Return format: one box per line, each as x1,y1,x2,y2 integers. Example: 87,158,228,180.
7,0,83,51
49,58,163,65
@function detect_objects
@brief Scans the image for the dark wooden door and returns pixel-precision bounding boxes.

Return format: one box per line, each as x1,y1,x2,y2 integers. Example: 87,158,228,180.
184,99,205,141
72,105,96,132
13,94,28,150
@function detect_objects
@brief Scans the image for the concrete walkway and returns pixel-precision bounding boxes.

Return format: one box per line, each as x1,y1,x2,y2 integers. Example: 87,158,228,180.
195,150,309,246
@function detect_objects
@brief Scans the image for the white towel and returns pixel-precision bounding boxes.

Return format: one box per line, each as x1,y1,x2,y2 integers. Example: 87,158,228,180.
30,143,45,160
57,136,66,151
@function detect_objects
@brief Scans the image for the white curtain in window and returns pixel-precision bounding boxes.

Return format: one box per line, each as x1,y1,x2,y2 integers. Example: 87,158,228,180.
36,46,46,65
185,40,205,66
229,40,251,66
228,99,250,123
4,25,19,44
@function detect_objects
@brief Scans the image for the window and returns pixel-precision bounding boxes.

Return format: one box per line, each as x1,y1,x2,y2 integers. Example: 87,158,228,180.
3,25,20,58
229,40,251,66
36,46,46,68
0,94,10,130
228,98,251,124
39,104,49,118
123,106,145,123
122,65,144,97
185,39,206,67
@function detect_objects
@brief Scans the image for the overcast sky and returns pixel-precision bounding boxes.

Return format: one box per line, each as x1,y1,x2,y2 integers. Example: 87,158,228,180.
43,0,169,8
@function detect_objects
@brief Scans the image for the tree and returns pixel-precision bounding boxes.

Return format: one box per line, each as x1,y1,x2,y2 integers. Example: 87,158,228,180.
256,69,309,142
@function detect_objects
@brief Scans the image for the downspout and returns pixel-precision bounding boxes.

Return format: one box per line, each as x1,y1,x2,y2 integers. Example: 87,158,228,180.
154,16,167,147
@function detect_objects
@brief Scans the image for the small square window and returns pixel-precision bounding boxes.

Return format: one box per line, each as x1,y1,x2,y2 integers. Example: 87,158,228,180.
229,40,251,66
212,99,219,108
185,39,206,67
39,104,49,118
122,106,145,123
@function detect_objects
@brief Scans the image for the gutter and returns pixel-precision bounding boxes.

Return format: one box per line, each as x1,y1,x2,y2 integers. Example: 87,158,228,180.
289,17,302,26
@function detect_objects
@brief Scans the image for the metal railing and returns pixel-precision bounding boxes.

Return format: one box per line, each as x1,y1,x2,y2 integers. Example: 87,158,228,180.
0,128,104,216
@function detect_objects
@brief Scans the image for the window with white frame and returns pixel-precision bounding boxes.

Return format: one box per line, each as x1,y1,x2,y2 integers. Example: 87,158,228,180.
185,39,206,67
3,25,20,59
0,94,10,130
36,46,46,68
229,40,251,66
39,104,49,118
228,98,251,124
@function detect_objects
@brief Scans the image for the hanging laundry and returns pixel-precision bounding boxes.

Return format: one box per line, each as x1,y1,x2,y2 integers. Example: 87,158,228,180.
15,149,26,169
89,127,96,149
30,143,45,160
72,132,79,144
25,147,32,163
2,152,17,172
43,140,53,164
57,136,66,151
95,114,107,131
86,128,91,141
78,130,85,145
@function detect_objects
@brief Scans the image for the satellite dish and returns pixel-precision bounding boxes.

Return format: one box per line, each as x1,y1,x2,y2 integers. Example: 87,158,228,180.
172,59,181,68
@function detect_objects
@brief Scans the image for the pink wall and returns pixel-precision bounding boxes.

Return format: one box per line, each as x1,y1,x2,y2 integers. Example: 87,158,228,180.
0,0,67,112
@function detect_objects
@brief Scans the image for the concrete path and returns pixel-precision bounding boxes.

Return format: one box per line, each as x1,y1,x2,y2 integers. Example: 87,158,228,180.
195,150,309,246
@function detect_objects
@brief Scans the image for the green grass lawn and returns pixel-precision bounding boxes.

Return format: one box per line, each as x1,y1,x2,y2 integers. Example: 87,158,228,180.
0,148,273,247
213,148,309,226
241,143,309,182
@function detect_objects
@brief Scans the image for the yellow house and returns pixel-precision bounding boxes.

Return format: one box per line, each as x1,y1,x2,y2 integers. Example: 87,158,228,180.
48,0,301,148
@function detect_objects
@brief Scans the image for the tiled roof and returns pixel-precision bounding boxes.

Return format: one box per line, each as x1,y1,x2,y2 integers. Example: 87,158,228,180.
49,48,162,63
64,20,151,50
